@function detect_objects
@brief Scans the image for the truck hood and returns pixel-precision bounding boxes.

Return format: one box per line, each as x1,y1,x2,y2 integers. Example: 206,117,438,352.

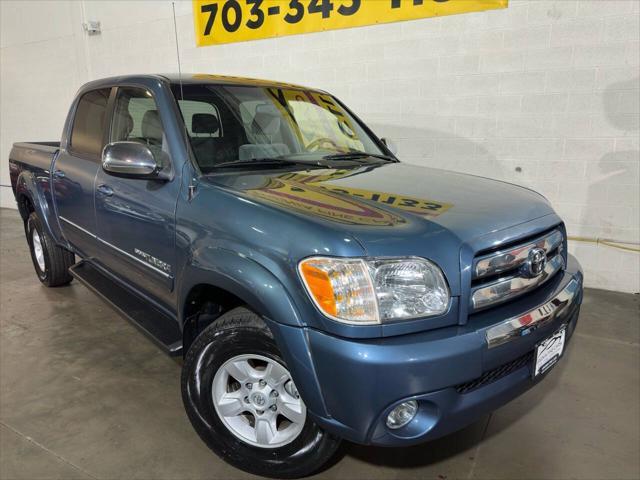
205,162,559,297
206,162,554,245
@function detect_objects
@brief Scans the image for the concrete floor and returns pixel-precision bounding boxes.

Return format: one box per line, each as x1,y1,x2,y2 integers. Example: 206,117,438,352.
1,207,638,480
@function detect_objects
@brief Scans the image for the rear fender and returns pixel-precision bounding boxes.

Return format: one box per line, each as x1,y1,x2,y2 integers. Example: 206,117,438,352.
15,171,65,246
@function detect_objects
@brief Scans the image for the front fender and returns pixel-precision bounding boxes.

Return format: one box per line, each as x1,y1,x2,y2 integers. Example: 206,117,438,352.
15,170,65,246
177,250,329,416
177,247,303,328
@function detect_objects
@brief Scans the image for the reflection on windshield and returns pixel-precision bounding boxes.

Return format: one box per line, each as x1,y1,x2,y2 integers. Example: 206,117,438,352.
173,83,385,170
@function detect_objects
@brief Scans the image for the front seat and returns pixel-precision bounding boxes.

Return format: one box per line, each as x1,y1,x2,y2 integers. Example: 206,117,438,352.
141,110,163,147
251,106,282,144
190,113,239,167
239,105,291,161
114,112,134,141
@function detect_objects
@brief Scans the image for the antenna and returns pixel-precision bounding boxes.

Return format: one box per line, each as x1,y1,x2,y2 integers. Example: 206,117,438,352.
172,2,184,101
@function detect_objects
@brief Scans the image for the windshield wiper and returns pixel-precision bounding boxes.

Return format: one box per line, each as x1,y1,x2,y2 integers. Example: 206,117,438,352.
213,157,322,169
322,151,398,163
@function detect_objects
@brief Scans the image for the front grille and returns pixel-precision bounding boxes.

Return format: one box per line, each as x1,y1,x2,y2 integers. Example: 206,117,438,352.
469,228,565,312
455,351,534,394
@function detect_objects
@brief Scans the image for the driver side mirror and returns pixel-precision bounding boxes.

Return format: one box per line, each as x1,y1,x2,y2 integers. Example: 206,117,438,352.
102,141,166,179
380,138,398,155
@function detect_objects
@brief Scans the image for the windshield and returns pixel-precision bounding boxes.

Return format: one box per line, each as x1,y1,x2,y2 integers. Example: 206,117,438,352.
171,83,385,171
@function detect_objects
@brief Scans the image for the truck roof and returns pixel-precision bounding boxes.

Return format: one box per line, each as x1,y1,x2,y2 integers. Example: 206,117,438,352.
81,73,320,93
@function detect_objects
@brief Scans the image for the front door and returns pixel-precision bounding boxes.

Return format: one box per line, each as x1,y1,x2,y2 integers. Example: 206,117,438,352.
53,88,112,258
94,86,180,309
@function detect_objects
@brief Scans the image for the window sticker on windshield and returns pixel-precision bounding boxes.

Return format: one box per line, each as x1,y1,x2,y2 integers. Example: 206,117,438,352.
265,88,364,152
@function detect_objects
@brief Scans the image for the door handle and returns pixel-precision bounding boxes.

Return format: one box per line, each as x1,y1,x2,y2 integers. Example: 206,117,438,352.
97,184,114,197
52,170,65,179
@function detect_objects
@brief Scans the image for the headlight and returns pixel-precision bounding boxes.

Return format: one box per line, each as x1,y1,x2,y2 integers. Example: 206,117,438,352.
299,257,449,325
369,258,450,321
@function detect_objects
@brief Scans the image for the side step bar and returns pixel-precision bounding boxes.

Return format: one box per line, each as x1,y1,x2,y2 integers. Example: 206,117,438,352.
69,260,182,356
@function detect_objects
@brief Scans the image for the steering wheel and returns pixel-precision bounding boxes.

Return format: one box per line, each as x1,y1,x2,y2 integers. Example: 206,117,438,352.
305,137,340,152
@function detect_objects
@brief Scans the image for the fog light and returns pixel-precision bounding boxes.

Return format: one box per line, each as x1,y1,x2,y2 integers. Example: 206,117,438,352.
386,400,418,429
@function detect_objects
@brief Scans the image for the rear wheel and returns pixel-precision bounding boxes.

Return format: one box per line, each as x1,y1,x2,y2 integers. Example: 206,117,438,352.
181,307,341,478
26,212,74,287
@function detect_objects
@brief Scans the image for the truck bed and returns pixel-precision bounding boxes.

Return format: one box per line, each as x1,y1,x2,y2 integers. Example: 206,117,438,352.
9,142,60,190
9,140,61,222
11,141,60,167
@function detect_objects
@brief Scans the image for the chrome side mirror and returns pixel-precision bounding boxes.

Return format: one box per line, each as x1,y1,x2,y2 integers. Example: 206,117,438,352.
380,138,398,156
102,141,162,178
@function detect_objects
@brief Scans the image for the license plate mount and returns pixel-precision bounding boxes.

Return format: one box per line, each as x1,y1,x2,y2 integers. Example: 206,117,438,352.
533,327,566,378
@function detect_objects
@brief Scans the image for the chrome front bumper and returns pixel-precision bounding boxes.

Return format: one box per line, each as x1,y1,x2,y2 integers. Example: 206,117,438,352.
486,277,581,349
301,255,583,446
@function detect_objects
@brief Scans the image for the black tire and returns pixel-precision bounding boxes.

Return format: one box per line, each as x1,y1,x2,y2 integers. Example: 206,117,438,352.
26,212,75,287
181,307,341,478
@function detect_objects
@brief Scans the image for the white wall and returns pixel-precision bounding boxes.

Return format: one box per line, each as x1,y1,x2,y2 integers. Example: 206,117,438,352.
1,0,638,292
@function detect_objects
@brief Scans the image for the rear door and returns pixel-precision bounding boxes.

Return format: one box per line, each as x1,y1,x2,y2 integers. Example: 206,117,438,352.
94,86,180,308
53,88,112,257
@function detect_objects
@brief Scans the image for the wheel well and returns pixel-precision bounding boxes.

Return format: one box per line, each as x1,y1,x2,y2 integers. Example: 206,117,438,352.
182,284,246,355
17,194,34,221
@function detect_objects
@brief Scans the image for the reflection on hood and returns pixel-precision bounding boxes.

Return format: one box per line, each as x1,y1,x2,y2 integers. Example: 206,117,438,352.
243,169,452,227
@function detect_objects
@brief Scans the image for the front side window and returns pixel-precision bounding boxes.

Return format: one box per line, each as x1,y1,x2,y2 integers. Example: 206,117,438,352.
110,87,168,166
172,84,385,171
69,88,111,158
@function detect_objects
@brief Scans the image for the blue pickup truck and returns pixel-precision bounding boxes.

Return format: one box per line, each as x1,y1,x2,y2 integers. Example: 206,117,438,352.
9,74,583,478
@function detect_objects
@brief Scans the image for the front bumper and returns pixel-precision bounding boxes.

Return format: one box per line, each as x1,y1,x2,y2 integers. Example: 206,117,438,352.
305,255,583,446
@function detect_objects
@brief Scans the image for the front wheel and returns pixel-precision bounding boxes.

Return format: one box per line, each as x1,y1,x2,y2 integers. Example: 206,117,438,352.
181,307,341,478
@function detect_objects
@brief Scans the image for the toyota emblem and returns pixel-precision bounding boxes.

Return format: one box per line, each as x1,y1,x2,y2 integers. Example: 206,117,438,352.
526,247,547,277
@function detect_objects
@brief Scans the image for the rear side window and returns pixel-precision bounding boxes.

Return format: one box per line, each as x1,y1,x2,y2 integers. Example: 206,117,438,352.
69,88,111,158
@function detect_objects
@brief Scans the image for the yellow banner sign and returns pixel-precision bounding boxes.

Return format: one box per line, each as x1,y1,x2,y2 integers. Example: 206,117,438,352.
193,0,508,46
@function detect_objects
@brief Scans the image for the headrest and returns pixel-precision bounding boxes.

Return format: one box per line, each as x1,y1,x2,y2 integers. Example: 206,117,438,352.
192,113,219,135
141,110,162,140
116,113,134,140
252,105,281,136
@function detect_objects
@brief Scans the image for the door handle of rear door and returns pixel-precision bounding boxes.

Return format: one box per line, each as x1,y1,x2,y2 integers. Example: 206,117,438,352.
97,184,114,197
52,170,65,179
